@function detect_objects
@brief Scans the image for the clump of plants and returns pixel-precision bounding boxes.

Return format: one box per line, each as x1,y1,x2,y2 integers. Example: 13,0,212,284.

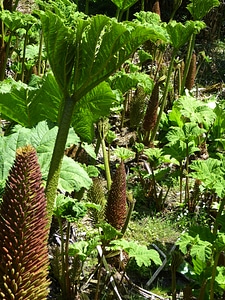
0,0,224,298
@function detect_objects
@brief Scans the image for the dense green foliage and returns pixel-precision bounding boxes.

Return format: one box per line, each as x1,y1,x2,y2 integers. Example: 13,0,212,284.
0,0,224,299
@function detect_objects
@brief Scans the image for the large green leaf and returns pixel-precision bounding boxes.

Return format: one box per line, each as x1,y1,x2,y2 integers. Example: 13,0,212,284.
190,158,225,197
0,79,36,126
166,123,205,145
187,0,220,21
38,11,85,94
177,229,213,268
134,11,161,25
176,232,195,254
173,96,216,129
191,238,212,264
0,127,31,181
166,20,205,50
109,71,154,94
74,14,164,99
109,239,162,267
134,11,168,42
30,73,62,123
72,81,116,142
39,12,167,100
37,0,79,25
59,156,92,193
216,266,225,290
111,0,138,11
0,74,61,127
164,141,186,163
0,10,37,31
0,121,89,194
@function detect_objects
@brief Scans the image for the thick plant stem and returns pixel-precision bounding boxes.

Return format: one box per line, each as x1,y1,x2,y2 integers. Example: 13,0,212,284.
65,221,72,299
37,30,43,76
120,92,129,129
213,197,225,234
198,279,208,300
125,8,130,21
179,162,183,203
85,0,90,15
58,216,66,294
21,28,29,82
180,34,196,94
12,0,19,10
210,251,221,300
101,137,112,190
121,192,135,235
150,49,177,143
94,254,104,300
115,7,121,20
98,119,112,190
45,96,76,221
185,142,190,208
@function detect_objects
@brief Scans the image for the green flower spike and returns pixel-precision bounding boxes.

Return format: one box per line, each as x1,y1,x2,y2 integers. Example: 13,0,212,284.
0,145,49,300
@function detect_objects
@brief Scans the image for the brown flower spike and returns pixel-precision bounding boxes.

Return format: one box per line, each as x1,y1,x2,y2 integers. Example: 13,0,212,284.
0,145,49,299
106,161,127,230
143,81,160,132
185,52,197,90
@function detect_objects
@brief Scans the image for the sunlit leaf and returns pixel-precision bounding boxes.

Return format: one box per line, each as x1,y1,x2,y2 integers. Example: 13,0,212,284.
173,96,216,129
109,71,154,94
59,156,92,193
0,10,38,31
190,158,225,197
0,74,61,127
40,11,167,100
216,266,225,289
187,0,220,21
0,121,89,194
109,239,161,267
111,0,138,11
166,20,205,50
114,147,135,161
71,82,116,142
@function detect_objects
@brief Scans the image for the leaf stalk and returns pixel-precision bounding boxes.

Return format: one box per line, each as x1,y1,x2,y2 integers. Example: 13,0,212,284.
45,96,76,221
150,49,177,143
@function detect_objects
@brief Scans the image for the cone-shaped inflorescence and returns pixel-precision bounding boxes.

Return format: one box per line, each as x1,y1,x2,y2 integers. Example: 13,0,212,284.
130,85,147,130
152,0,161,18
143,81,160,132
106,161,127,230
185,52,196,90
87,178,106,225
0,145,49,300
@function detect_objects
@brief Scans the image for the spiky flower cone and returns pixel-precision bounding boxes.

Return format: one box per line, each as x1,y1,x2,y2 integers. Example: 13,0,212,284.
152,0,161,18
106,161,127,230
87,178,106,224
143,81,160,132
185,52,197,90
0,145,49,300
130,85,146,129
